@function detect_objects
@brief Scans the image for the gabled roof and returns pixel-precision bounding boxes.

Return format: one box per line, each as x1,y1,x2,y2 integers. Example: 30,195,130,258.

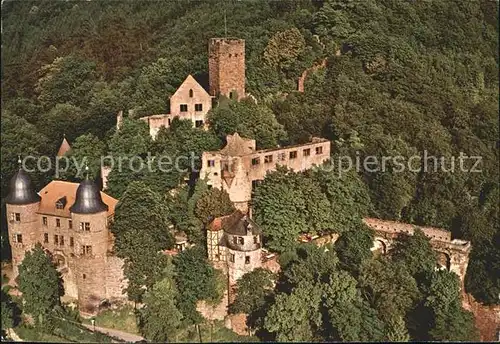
208,210,262,236
57,137,71,157
171,74,212,99
37,180,117,218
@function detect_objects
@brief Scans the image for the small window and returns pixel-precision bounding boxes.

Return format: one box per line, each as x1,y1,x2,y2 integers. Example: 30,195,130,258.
303,148,311,157
54,235,59,245
229,91,234,99
233,236,238,245
60,236,64,246
82,274,86,280
195,120,204,127
229,253,235,263
195,103,203,112
56,202,63,210
69,220,72,229
251,157,260,166
189,89,193,98
237,237,244,245
15,213,21,222
264,155,273,164
289,151,297,159
208,160,215,167
316,146,323,155
16,234,23,243
43,217,48,226
81,222,90,231
167,118,172,126
229,53,232,57
44,233,49,243
56,218,61,227
82,245,92,255
278,153,286,161
70,237,74,247
245,256,250,264
180,104,188,112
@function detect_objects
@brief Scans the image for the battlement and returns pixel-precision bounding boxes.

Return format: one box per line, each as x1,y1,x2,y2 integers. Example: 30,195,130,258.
209,38,245,46
363,217,452,242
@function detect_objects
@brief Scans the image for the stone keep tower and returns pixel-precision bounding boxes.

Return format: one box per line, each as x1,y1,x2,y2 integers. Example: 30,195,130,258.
208,38,245,100
70,178,109,315
5,168,42,277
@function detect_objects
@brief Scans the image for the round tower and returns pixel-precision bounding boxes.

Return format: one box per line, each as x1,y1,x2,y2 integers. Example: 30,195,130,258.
224,214,262,285
70,177,109,315
5,167,41,277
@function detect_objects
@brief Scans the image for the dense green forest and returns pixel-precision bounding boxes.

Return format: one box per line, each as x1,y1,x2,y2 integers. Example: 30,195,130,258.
1,0,498,338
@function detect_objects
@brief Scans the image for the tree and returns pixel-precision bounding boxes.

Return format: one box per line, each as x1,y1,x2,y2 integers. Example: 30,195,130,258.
389,228,437,278
334,223,374,274
110,181,174,302
1,289,15,332
17,244,63,326
207,99,287,149
264,282,324,342
263,28,306,71
358,258,420,323
253,167,334,253
59,133,106,182
309,160,373,233
425,270,479,341
195,188,235,224
230,268,276,330
386,315,410,342
138,262,183,342
173,246,221,324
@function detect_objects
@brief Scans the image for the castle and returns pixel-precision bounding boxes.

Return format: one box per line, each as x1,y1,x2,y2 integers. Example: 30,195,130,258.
139,38,245,138
5,167,127,315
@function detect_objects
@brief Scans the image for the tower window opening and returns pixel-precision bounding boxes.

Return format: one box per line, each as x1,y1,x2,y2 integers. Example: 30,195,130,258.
245,256,250,264
229,253,235,263
54,235,59,245
15,234,23,243
69,220,72,229
42,217,48,226
14,213,21,222
60,236,64,246
44,233,49,243
229,92,234,99
208,160,215,167
189,89,194,98
82,245,92,255
82,274,86,279
80,222,90,231
56,218,61,227
237,237,244,245
70,237,74,247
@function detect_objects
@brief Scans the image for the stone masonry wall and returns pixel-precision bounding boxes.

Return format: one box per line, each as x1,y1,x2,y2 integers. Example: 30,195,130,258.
6,202,41,277
208,38,245,100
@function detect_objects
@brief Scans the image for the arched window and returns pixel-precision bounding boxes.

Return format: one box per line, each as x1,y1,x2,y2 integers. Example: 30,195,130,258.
189,89,193,98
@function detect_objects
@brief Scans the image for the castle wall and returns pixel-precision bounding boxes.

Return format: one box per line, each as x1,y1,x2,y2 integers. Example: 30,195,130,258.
208,38,245,100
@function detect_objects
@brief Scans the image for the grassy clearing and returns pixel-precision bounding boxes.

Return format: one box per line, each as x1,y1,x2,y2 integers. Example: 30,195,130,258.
81,305,140,335
175,320,258,342
15,325,68,342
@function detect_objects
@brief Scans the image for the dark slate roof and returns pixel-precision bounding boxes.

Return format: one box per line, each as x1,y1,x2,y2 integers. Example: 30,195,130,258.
222,211,262,236
69,179,108,214
5,169,41,205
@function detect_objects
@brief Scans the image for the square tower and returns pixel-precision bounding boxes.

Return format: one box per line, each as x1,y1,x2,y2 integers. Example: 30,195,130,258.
208,38,245,100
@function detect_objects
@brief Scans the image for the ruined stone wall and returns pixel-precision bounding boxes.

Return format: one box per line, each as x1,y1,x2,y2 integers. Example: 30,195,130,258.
363,217,451,241
201,139,331,212
105,255,128,303
196,289,229,321
139,114,171,139
208,38,245,100
6,202,41,277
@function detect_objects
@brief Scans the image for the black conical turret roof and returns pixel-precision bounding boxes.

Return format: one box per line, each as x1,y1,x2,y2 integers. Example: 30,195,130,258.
69,178,108,214
6,169,41,205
